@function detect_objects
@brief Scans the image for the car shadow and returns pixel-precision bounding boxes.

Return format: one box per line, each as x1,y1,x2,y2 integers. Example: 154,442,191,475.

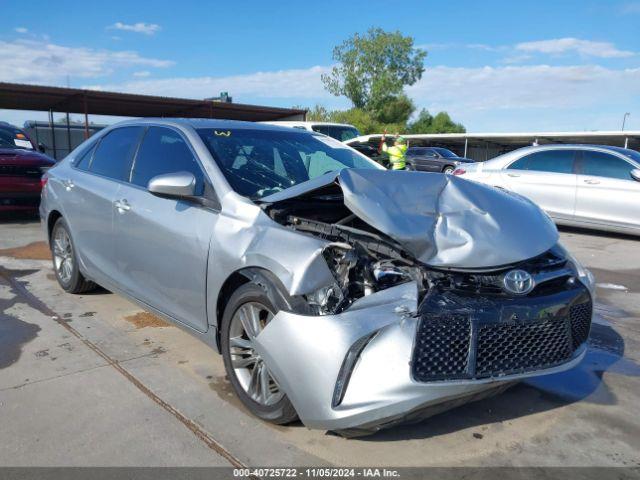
352,320,639,441
0,211,40,224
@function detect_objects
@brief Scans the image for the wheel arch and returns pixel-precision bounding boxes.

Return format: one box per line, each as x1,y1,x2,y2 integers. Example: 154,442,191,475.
214,267,313,350
47,210,63,242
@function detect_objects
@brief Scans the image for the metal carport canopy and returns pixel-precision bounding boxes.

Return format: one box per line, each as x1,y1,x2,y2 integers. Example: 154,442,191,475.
347,130,640,149
0,82,306,121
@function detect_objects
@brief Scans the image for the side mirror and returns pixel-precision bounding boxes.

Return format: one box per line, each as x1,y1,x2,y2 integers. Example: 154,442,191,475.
38,142,46,153
147,172,196,199
631,169,640,182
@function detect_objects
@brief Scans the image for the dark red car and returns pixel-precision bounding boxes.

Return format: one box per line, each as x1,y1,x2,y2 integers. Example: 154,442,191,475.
0,122,55,212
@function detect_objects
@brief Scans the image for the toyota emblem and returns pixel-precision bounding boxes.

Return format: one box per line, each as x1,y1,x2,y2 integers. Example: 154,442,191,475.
503,269,535,295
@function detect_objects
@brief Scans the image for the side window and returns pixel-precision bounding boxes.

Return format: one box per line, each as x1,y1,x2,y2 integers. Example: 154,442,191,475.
423,149,438,158
131,127,204,193
581,151,634,180
90,127,144,180
74,143,96,170
311,125,330,136
509,150,575,174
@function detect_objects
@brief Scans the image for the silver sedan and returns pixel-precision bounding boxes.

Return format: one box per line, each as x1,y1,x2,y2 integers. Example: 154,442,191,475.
40,119,595,436
455,144,640,236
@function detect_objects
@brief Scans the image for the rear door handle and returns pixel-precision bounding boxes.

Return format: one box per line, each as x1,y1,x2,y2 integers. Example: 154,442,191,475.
583,179,600,185
114,199,131,212
507,172,521,177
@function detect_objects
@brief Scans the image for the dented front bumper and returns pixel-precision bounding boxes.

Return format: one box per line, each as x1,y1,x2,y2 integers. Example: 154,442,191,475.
253,282,591,433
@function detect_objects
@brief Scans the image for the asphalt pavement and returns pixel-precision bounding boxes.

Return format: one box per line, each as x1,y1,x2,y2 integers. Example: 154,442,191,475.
0,213,639,467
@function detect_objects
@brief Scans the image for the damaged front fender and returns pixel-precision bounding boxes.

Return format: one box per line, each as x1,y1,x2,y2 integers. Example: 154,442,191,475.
251,282,420,430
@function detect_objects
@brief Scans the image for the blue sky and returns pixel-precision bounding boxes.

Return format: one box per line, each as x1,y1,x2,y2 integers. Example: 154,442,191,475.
2,0,640,132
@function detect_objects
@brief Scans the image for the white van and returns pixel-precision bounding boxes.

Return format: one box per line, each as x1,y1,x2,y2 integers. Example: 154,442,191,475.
262,121,360,142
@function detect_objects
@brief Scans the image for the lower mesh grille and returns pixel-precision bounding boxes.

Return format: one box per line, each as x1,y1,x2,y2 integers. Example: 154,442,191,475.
570,302,592,349
475,316,572,378
412,315,471,381
412,300,591,382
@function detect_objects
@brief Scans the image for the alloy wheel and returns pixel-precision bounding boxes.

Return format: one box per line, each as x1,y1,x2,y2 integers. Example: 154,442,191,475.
52,227,74,284
228,302,284,406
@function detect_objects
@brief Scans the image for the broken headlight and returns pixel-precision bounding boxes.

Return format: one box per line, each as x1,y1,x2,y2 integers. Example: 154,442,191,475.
557,243,595,296
306,244,423,315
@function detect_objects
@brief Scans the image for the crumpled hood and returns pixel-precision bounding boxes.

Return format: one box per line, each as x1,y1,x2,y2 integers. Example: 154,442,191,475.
263,168,559,269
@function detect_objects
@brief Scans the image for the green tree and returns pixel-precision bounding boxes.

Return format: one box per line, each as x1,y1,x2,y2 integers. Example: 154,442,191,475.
331,108,382,135
305,104,332,122
321,28,427,111
374,94,415,125
408,109,466,134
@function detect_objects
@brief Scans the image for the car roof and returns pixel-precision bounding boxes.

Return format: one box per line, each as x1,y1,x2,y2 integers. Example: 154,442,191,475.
262,121,358,128
503,143,636,154
109,118,311,133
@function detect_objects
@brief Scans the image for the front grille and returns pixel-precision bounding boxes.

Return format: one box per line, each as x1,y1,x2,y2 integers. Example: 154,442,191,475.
475,316,572,378
412,315,471,381
0,165,42,178
412,299,592,382
569,302,592,349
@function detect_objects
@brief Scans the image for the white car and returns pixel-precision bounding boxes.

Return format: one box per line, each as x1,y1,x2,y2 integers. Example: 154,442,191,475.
262,121,360,142
455,144,640,236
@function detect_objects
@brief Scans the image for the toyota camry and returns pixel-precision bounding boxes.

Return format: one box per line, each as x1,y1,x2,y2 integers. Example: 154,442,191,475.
40,119,595,436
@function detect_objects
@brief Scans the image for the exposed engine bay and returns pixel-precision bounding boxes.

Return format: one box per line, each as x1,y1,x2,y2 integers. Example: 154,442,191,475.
262,176,587,316
261,180,422,314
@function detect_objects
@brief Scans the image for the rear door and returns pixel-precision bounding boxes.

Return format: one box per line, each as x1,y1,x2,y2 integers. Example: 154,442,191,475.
500,149,577,220
113,126,214,332
575,150,640,230
63,127,144,285
409,148,440,171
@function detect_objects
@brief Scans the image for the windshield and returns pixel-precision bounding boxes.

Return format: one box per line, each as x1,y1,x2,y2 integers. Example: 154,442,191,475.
0,126,34,150
430,147,458,158
198,128,381,199
311,125,360,142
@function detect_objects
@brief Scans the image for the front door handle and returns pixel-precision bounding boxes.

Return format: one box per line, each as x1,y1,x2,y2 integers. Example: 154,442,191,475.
583,179,600,185
63,179,75,190
114,199,131,213
507,172,521,177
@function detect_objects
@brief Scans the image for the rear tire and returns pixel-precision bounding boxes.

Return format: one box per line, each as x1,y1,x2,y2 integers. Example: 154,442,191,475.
50,217,96,294
221,283,298,425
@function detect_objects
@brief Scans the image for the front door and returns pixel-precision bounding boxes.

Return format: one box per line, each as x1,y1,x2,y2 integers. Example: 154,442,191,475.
114,126,214,332
575,150,640,230
500,149,577,221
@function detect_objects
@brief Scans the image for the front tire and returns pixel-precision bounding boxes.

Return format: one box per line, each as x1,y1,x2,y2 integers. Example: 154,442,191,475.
50,217,96,294
221,283,298,424
442,165,455,174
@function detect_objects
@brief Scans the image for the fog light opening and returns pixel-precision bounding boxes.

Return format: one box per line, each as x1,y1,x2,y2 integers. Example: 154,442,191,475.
332,332,378,408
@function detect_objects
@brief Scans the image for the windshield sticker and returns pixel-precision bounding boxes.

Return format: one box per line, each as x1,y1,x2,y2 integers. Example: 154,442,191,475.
214,130,231,137
13,139,33,149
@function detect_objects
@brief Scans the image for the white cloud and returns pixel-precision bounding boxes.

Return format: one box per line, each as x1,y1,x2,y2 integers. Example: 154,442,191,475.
408,65,640,112
14,27,28,34
86,65,332,100
108,22,161,35
133,70,151,78
83,63,640,131
0,39,174,84
516,38,635,58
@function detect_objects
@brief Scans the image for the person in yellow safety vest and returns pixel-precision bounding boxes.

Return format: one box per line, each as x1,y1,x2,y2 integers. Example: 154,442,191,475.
380,134,408,170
